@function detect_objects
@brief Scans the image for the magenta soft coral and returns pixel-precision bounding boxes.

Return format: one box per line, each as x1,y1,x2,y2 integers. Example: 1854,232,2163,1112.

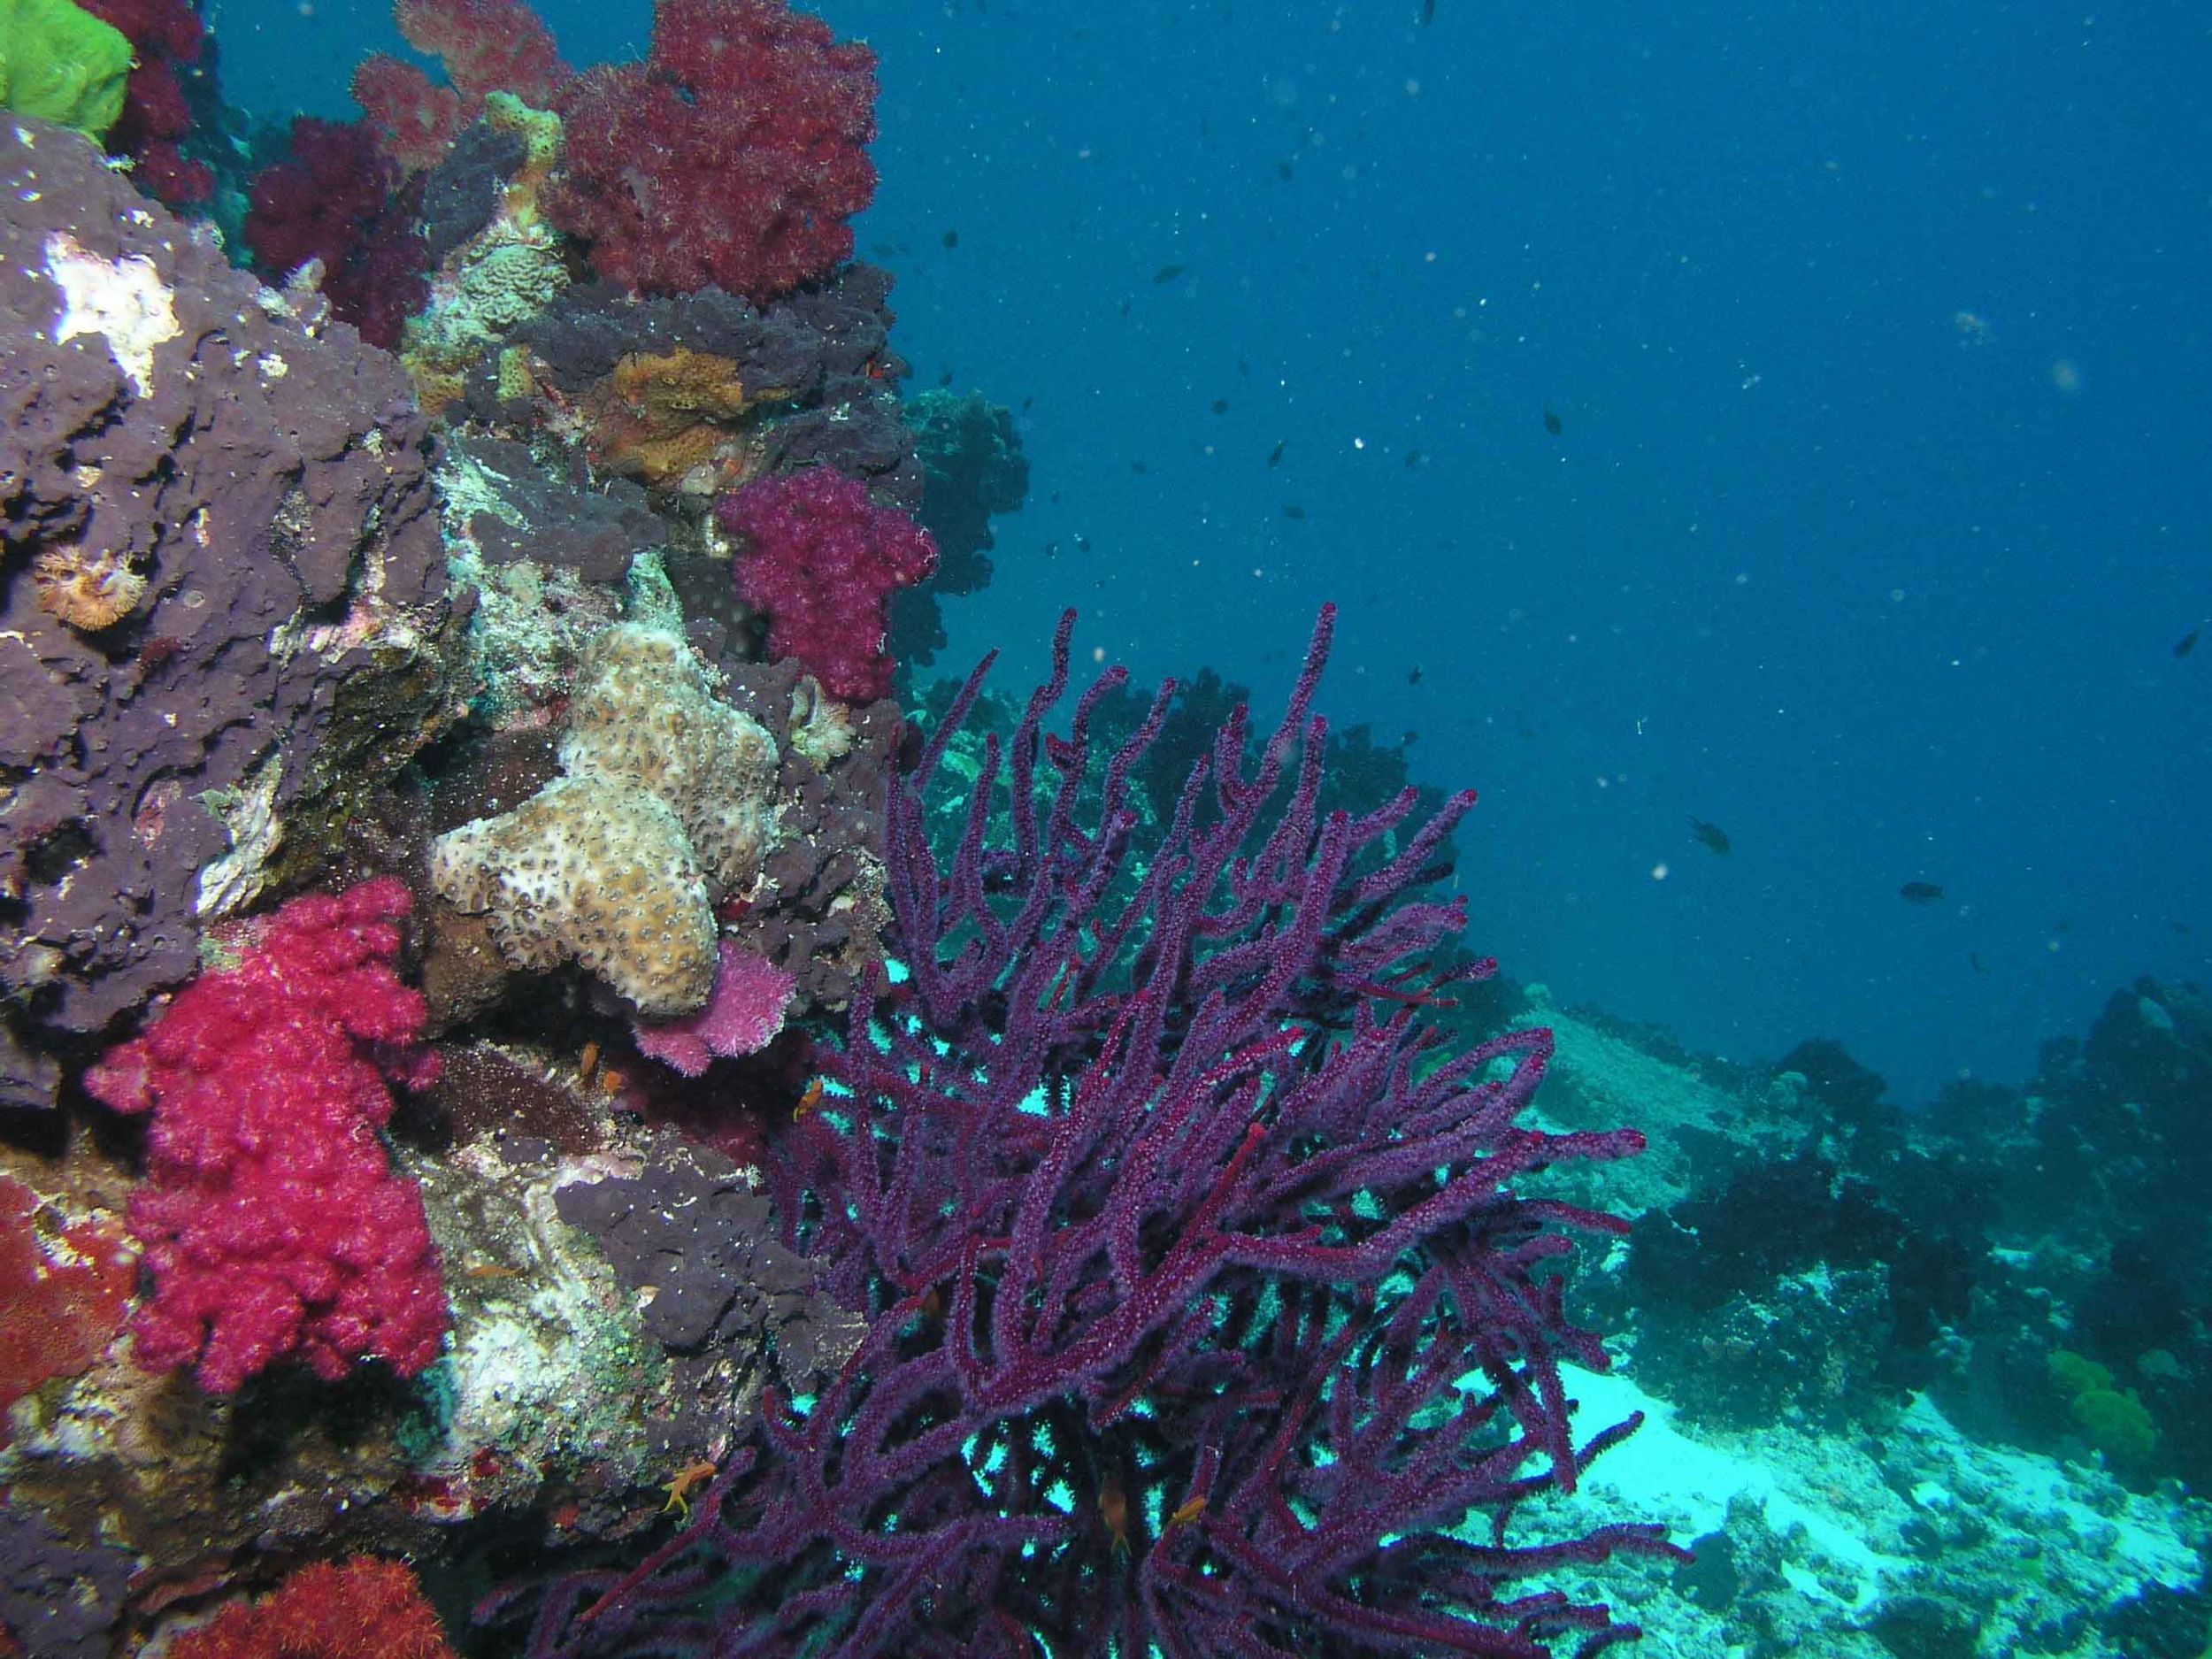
85,879,449,1395
632,940,796,1077
548,0,879,301
718,467,937,703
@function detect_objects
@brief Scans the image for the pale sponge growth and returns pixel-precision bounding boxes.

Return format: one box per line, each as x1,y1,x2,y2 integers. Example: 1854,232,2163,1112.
431,622,779,1017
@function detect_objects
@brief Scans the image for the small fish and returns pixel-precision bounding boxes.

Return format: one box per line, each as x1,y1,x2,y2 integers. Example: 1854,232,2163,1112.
1118,299,1133,318
1404,449,1424,467
1153,263,1188,285
1276,159,1294,182
1283,504,1306,520
1689,818,1732,856
1407,666,1423,686
1131,459,1148,474
1421,0,1436,21
1900,881,1946,905
1970,951,1989,975
1043,539,1060,557
2177,627,2200,659
1021,396,1034,413
1266,440,1286,468
941,228,959,250
1074,534,1092,552
1542,405,1563,435
1210,398,1229,414
1100,1472,1133,1557
939,369,954,388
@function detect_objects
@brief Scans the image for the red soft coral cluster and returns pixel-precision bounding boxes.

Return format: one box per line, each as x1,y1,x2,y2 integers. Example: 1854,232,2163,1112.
548,0,879,301
718,467,937,703
84,879,449,1396
79,0,213,204
242,119,430,349
353,0,573,173
0,1177,134,1443
165,1557,457,1659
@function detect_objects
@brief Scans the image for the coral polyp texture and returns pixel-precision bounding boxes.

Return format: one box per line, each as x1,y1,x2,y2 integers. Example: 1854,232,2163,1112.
83,879,449,1394
0,119,451,1106
503,610,1672,1657
164,1556,459,1659
547,0,879,302
431,617,780,1017
719,465,940,703
397,95,570,411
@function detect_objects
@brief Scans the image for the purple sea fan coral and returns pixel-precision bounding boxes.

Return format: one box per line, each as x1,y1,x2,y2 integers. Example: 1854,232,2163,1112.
505,605,1676,1657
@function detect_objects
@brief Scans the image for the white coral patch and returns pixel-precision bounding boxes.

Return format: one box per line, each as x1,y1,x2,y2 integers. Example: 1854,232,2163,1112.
194,754,287,919
43,231,180,396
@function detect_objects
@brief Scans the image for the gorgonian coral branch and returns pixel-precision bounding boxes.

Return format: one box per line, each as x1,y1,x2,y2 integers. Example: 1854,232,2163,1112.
504,606,1676,1657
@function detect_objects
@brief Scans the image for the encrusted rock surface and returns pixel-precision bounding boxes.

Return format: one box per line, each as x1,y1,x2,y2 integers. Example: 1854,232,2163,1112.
0,119,456,1101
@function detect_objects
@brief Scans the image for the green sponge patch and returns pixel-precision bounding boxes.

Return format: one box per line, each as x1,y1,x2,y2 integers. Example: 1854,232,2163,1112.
2048,1348,2160,1473
0,0,135,139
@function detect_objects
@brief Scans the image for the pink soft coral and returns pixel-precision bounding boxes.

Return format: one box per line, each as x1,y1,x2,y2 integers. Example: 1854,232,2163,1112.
718,467,937,703
547,0,879,301
85,879,449,1395
352,0,574,173
634,940,796,1076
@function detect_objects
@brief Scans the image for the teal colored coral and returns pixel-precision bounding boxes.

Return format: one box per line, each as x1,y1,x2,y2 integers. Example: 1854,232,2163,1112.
0,0,134,139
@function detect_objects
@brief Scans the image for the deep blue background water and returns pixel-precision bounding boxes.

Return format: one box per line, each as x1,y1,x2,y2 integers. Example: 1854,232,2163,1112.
217,0,2212,1108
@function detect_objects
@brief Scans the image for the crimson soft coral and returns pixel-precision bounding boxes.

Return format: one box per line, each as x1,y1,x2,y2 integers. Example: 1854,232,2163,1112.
0,1177,133,1442
548,0,879,301
85,879,449,1395
79,0,213,204
353,0,574,173
165,1557,457,1659
718,467,938,703
243,119,430,349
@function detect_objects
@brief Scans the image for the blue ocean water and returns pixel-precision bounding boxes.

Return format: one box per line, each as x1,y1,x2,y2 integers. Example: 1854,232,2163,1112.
219,0,2212,1109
